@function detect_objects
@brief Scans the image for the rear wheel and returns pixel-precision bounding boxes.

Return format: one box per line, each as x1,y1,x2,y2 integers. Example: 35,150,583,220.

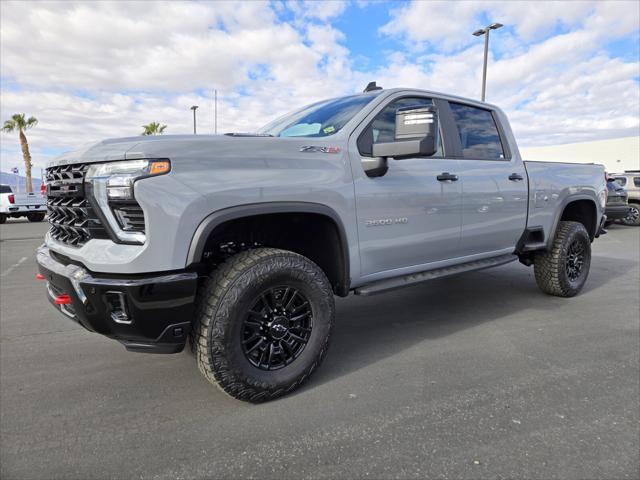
534,221,591,297
193,248,335,402
620,203,640,226
27,212,45,222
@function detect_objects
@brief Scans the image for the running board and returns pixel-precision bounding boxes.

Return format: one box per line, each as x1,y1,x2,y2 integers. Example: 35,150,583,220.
354,254,517,296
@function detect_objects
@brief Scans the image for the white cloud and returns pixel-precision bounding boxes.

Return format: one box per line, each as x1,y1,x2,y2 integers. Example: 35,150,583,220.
285,0,348,21
380,1,637,51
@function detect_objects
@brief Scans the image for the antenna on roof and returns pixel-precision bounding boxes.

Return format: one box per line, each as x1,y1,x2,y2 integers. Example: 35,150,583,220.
363,81,383,93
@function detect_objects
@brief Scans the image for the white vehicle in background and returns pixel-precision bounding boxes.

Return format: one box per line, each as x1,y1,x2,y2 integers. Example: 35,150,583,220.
0,184,47,223
611,171,640,226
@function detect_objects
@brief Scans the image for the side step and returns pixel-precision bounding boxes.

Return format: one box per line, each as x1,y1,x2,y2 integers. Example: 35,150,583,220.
520,241,547,252
354,254,517,296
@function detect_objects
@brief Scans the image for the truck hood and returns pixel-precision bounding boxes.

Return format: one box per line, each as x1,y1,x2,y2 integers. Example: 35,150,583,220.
48,134,346,167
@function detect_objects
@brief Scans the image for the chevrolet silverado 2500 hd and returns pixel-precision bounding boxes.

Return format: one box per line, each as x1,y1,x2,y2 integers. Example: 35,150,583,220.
36,87,607,402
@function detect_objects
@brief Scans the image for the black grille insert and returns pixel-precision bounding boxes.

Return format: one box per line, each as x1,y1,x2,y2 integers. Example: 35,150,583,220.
46,164,109,247
112,204,145,232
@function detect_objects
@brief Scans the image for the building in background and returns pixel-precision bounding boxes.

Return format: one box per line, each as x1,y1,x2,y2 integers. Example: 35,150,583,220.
519,136,639,173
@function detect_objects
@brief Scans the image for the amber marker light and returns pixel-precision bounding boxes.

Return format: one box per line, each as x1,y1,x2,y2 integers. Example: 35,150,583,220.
149,160,171,175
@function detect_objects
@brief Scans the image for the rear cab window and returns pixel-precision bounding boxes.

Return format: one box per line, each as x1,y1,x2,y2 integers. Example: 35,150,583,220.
449,102,505,160
0,185,13,194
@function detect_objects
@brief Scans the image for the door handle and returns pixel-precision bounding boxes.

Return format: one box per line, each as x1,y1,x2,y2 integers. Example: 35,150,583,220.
509,173,524,181
437,172,458,182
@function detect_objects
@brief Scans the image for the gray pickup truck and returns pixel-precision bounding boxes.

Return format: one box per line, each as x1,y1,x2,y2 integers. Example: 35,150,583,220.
37,86,607,401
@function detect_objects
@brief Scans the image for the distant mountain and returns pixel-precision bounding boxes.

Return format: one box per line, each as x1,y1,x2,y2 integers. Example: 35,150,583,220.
0,171,43,192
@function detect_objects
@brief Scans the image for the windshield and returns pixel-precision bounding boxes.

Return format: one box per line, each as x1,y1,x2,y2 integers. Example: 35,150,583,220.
260,93,381,138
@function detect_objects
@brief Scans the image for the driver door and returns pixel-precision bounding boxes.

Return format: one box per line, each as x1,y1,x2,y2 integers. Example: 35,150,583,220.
348,95,463,279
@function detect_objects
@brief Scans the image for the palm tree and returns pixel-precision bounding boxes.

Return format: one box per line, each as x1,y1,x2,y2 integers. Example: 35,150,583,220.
2,114,38,193
141,122,167,136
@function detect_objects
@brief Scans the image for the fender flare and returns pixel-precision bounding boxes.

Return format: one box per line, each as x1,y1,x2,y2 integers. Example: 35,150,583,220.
547,194,599,248
186,201,351,294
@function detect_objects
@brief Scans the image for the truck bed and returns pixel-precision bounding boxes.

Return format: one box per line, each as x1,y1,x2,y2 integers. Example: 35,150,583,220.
523,160,606,246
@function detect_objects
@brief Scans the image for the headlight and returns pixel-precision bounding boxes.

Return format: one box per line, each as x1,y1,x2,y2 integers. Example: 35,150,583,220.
86,159,170,244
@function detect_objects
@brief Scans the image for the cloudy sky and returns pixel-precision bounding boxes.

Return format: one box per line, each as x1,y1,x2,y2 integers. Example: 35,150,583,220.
1,0,639,175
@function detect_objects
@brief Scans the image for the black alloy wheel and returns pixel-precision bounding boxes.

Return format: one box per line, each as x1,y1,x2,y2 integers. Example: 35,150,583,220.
565,239,585,282
242,287,313,371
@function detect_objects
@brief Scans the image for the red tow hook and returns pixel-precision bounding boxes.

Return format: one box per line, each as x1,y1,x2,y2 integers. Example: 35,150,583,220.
54,294,72,305
35,273,45,280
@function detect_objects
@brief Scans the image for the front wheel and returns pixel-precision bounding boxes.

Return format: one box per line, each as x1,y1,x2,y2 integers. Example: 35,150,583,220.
193,248,335,402
534,221,591,297
620,203,640,226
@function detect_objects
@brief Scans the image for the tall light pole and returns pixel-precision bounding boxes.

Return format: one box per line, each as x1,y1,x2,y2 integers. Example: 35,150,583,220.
214,90,218,135
190,105,199,134
472,22,503,102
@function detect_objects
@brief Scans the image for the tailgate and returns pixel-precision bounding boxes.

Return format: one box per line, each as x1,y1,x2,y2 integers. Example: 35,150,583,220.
13,192,46,206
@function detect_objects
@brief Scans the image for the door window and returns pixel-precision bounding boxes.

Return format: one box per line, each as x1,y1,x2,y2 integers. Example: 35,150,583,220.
449,102,505,160
357,97,443,157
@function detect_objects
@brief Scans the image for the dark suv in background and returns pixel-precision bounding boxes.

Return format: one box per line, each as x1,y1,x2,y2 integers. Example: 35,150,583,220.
604,177,630,227
612,171,640,226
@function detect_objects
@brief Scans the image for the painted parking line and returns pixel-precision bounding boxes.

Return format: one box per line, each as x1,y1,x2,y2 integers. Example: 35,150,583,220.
0,256,28,277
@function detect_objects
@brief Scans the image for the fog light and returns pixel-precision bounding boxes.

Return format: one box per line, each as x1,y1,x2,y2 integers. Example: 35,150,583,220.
105,291,131,325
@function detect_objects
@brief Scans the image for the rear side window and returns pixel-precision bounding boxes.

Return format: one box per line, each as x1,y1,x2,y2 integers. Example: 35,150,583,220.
634,177,640,187
449,102,505,160
0,185,13,194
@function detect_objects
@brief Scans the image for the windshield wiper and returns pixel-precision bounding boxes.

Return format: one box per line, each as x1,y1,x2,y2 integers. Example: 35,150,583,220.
224,132,274,137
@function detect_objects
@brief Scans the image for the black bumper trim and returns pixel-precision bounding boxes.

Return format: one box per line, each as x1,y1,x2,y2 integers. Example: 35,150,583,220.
605,205,631,221
36,245,198,353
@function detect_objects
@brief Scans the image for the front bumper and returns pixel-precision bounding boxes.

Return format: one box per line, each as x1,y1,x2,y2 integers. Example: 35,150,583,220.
36,245,198,353
605,204,631,221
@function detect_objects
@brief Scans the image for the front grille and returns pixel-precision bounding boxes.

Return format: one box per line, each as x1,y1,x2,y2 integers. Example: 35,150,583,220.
46,163,109,247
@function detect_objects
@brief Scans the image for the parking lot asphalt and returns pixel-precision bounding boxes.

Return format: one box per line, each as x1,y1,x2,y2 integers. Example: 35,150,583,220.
0,218,638,480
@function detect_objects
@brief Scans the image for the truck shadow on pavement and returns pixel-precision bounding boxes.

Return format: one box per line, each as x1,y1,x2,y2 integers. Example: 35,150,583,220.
309,254,634,389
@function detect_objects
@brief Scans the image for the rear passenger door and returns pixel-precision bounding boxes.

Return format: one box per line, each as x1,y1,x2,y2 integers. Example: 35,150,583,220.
448,102,528,257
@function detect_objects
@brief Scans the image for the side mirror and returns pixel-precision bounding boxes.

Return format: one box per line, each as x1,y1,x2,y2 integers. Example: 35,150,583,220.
372,106,438,160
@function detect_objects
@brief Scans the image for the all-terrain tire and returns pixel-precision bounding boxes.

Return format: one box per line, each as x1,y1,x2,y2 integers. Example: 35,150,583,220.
27,212,46,222
534,221,591,297
193,248,335,402
620,203,640,226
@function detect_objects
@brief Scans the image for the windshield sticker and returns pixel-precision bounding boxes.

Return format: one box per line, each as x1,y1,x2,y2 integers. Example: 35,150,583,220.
323,125,336,134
